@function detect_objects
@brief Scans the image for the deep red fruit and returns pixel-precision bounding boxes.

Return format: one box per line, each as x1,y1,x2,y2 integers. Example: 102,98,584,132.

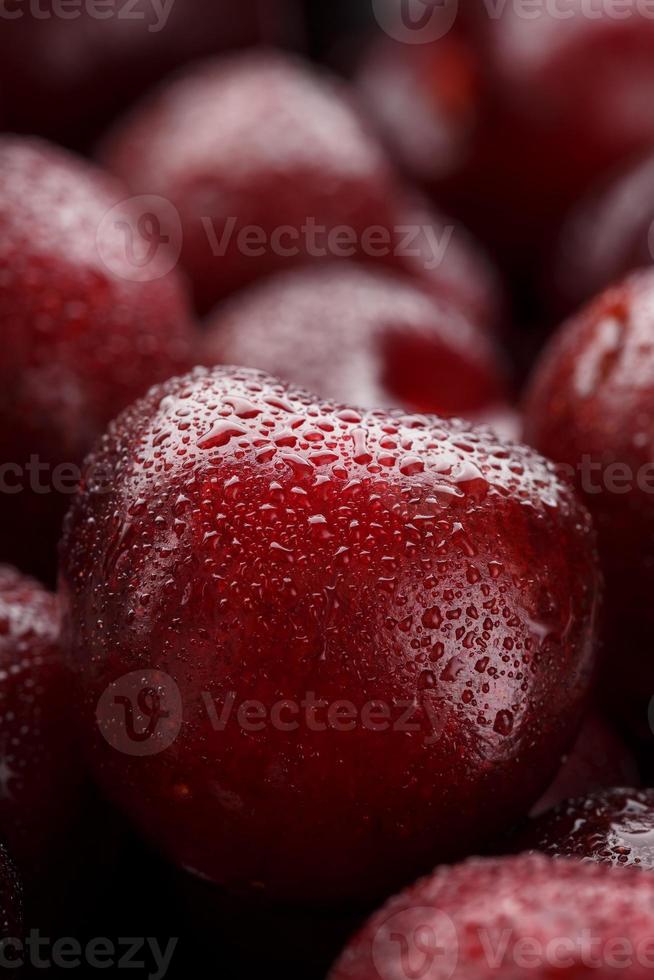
519,789,654,869
60,366,599,905
101,52,400,313
524,269,654,735
330,854,654,980
389,195,504,332
0,566,88,914
531,712,639,818
0,0,295,146
0,136,195,580
553,151,654,314
201,264,508,421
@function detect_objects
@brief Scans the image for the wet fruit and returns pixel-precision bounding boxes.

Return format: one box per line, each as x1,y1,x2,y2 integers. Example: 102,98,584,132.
0,136,195,580
201,263,508,420
523,268,654,735
330,854,654,979
101,52,399,313
60,366,599,905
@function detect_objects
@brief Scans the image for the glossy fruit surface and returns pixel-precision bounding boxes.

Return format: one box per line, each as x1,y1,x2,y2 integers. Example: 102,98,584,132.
0,136,195,579
330,854,654,979
0,565,88,916
524,269,654,734
102,52,399,313
202,264,507,420
61,366,599,905
519,788,654,869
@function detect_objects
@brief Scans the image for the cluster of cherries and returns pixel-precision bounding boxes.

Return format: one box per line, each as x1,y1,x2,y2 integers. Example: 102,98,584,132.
4,1,654,976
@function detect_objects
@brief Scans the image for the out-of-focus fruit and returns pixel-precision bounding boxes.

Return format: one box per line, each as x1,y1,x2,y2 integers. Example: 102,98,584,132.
0,136,195,580
524,269,654,736
202,264,508,420
61,366,599,906
329,854,654,979
101,52,400,313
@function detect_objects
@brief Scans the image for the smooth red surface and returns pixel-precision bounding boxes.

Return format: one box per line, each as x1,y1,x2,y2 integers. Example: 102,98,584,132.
101,52,400,313
0,0,295,146
0,137,195,580
60,366,599,905
201,263,508,420
531,711,639,817
330,854,654,979
524,269,654,734
520,788,654,869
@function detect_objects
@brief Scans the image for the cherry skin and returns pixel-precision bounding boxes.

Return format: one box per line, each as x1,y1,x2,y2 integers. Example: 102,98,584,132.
201,264,508,421
60,366,599,906
101,52,400,313
519,788,654,869
329,854,654,980
524,269,654,737
0,565,91,925
553,150,654,315
0,0,294,147
531,712,639,818
0,136,195,581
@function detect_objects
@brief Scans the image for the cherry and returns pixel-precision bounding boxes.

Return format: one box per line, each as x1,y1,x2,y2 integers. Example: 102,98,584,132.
201,263,508,421
0,0,295,147
60,366,599,906
329,854,654,980
553,151,654,314
0,136,195,581
531,712,639,818
519,788,654,869
101,51,400,313
0,565,91,925
524,268,654,737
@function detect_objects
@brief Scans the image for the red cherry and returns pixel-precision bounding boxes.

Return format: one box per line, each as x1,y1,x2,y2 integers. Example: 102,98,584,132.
0,136,195,580
553,151,654,314
519,788,654,869
524,269,654,736
101,52,400,313
0,565,89,922
0,0,295,147
531,712,639,818
201,264,508,420
60,366,599,906
329,854,654,980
